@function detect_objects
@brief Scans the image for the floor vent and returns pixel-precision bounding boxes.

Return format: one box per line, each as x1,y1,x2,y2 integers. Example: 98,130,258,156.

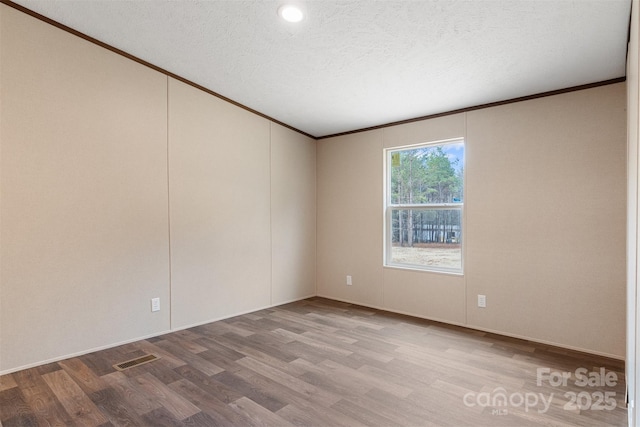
113,353,160,371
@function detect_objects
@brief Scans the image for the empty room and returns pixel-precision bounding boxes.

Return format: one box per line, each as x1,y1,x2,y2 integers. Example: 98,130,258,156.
1,0,639,426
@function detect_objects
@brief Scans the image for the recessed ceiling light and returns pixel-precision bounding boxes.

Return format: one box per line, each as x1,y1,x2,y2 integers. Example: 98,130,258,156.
278,5,304,23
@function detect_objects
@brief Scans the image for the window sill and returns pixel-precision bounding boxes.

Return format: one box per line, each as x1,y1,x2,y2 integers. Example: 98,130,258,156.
383,263,464,276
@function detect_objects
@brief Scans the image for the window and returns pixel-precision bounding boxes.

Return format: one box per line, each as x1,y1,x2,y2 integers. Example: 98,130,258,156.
385,139,464,273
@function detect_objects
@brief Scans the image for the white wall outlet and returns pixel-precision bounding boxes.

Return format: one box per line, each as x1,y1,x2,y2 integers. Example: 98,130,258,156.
478,294,486,308
346,275,352,286
151,297,160,312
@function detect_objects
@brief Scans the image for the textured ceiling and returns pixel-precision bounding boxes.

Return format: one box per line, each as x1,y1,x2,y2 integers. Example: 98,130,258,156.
10,0,632,138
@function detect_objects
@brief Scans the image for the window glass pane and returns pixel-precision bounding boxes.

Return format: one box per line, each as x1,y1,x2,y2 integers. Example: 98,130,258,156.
390,143,464,205
390,208,461,270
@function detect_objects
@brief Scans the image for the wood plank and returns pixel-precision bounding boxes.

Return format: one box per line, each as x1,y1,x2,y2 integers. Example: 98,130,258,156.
192,336,245,362
154,339,224,376
0,375,17,392
235,356,340,407
276,401,368,427
119,358,184,385
293,359,374,399
168,378,253,426
212,371,287,413
88,387,148,426
181,411,224,427
162,332,209,354
203,321,255,338
59,358,108,394
173,365,243,404
272,328,354,357
319,358,412,398
215,332,298,363
13,368,77,427
100,371,162,416
232,367,374,427
128,340,187,370
41,369,108,426
330,398,405,427
0,387,39,425
139,406,183,427
132,372,200,420
228,397,293,427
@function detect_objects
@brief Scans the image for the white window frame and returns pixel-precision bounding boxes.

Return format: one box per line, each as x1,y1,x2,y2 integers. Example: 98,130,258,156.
384,138,464,274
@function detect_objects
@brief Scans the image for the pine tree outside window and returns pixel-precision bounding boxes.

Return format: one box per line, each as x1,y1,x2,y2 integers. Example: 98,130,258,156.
385,139,464,273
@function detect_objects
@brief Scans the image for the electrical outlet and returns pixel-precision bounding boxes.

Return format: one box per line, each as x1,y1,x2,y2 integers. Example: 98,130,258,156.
151,297,160,312
346,275,352,286
477,294,486,308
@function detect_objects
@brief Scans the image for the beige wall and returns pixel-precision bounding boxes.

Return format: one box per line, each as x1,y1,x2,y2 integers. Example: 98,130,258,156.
317,130,384,307
169,79,317,329
466,85,626,356
271,124,317,304
0,5,171,371
0,5,316,373
318,84,627,358
168,78,272,328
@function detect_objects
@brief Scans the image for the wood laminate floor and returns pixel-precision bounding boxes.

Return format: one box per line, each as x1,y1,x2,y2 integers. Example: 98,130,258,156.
0,297,627,426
